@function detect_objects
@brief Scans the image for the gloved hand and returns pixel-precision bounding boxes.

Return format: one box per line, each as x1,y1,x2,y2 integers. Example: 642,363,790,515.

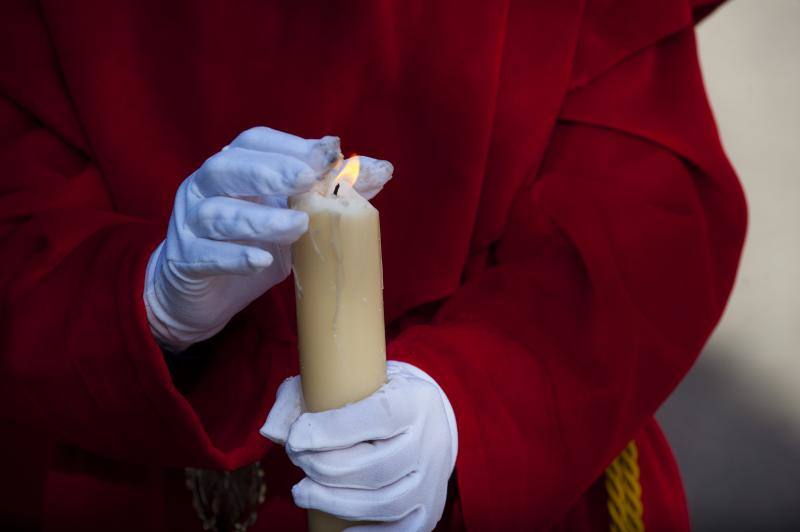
144,127,393,351
260,361,458,532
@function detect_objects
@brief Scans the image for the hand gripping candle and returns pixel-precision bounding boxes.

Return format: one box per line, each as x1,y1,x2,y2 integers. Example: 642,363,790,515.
290,156,387,532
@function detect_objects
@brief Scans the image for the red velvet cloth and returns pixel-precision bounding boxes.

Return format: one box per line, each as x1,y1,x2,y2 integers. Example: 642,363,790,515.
0,0,744,530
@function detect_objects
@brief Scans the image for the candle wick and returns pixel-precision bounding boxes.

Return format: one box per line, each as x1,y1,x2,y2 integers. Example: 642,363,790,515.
333,183,341,196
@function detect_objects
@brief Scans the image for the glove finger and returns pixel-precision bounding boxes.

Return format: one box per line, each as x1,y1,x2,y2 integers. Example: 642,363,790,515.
286,373,426,453
289,431,415,489
229,127,342,173
292,474,421,522
193,148,320,199
187,196,309,245
169,236,273,276
260,376,304,444
351,156,393,200
387,361,459,473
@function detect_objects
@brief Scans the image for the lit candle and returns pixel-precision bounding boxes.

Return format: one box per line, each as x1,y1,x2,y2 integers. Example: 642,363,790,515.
290,156,387,531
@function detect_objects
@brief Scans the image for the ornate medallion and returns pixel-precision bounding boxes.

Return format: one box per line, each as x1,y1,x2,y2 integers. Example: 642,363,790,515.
185,461,267,532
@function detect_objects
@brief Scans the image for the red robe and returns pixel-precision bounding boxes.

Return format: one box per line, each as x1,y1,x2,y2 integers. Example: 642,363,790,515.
0,0,745,530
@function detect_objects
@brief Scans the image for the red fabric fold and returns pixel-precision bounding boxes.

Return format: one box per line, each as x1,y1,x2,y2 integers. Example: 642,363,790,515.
390,26,746,530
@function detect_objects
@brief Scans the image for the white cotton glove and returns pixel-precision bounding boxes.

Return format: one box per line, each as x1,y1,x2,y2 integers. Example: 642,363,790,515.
144,127,393,352
260,361,458,532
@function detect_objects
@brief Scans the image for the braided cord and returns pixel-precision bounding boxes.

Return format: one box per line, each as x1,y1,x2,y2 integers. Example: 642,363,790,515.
604,440,644,532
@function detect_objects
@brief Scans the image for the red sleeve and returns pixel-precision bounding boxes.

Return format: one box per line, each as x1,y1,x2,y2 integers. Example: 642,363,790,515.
0,2,267,470
389,24,747,530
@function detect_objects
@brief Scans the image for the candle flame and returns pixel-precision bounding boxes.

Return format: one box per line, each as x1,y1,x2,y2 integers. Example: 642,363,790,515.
335,156,360,187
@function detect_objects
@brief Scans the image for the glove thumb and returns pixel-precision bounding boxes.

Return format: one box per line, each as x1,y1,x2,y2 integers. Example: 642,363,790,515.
260,375,304,444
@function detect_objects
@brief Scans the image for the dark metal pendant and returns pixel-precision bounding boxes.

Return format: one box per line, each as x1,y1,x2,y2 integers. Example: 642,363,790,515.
185,461,267,532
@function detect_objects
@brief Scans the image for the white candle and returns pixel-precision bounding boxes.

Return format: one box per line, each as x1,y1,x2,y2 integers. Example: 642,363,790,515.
290,157,387,531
